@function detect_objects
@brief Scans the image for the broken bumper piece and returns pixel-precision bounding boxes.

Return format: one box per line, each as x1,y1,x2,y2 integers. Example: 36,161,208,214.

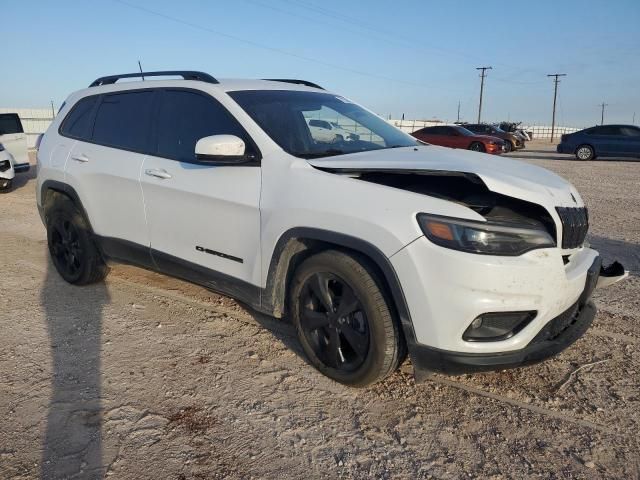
597,261,629,289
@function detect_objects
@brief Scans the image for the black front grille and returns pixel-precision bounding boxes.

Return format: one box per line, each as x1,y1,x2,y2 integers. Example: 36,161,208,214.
556,207,589,249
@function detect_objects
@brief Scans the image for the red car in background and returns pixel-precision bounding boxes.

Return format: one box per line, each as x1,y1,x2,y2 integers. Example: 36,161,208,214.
411,125,505,154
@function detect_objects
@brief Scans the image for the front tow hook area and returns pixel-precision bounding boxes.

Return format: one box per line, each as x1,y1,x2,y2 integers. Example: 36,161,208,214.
597,261,629,289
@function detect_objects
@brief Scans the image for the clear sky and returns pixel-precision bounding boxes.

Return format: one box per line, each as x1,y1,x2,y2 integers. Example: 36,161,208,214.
3,0,639,126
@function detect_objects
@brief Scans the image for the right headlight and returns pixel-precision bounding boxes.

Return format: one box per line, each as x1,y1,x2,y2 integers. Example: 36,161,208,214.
416,213,555,256
0,143,5,151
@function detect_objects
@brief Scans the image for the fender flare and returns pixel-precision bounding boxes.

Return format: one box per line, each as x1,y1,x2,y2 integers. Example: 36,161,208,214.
40,179,94,231
263,227,419,347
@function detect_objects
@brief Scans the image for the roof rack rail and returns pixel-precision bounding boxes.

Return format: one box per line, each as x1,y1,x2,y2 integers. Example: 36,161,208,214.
89,71,219,87
263,79,324,90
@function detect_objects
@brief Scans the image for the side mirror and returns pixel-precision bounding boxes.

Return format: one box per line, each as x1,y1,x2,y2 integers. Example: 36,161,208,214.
195,135,250,164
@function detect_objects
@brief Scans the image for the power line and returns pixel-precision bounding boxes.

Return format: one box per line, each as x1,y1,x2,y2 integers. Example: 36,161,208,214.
285,0,551,79
111,0,435,89
476,67,492,123
547,73,566,143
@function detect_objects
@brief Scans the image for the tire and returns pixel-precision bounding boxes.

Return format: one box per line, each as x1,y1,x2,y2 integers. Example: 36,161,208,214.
289,250,406,387
0,178,12,192
469,142,485,152
503,141,513,153
575,144,595,161
46,195,109,285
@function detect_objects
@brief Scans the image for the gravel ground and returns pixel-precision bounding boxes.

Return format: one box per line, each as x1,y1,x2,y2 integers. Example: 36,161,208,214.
1,146,639,479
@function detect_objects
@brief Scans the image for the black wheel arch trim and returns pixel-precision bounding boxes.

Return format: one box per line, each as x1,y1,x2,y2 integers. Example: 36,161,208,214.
40,180,95,233
262,227,420,353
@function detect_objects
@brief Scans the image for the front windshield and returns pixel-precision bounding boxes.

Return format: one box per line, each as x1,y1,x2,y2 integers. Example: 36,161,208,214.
229,90,419,158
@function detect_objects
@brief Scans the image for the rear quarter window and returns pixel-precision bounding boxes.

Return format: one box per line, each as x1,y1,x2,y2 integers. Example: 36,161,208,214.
60,96,98,140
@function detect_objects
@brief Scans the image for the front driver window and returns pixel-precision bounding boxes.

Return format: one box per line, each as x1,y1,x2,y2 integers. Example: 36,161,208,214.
156,90,250,163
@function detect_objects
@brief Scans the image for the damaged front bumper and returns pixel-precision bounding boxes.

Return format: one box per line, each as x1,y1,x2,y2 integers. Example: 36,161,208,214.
408,257,628,375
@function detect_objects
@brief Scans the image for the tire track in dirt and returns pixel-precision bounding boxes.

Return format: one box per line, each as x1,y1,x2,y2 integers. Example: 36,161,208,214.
13,256,628,440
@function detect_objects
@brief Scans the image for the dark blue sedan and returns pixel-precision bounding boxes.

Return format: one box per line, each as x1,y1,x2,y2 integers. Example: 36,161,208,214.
557,124,640,160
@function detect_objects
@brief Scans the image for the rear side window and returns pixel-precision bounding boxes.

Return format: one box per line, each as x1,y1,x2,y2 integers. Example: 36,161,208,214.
60,96,97,139
588,126,622,136
92,91,155,152
156,90,249,162
0,114,24,135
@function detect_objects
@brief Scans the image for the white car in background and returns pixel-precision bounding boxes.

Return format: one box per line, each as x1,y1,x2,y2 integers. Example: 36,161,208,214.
0,113,31,191
307,118,360,143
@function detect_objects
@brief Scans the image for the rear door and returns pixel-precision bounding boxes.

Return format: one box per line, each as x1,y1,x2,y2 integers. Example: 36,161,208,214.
0,113,29,165
414,126,447,146
140,88,262,287
64,90,153,251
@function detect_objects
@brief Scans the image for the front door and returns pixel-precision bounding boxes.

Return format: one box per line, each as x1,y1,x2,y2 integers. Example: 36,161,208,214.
140,89,262,288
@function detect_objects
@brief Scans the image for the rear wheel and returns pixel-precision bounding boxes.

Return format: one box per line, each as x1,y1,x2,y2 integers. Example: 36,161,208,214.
503,141,513,153
575,144,595,161
46,196,109,285
0,178,12,192
469,142,485,152
289,250,405,387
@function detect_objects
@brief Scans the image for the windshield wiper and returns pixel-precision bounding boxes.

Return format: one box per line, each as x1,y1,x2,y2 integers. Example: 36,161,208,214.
297,149,346,158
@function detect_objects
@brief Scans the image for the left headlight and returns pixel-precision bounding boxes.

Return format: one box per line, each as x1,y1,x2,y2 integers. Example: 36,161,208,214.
416,213,555,256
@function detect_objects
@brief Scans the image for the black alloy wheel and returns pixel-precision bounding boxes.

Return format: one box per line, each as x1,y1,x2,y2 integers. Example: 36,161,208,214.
46,195,109,285
290,250,406,386
298,272,370,371
503,140,513,153
469,142,485,152
49,217,84,281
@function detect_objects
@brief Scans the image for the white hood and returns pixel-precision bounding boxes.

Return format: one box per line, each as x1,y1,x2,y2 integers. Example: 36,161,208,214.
307,145,583,208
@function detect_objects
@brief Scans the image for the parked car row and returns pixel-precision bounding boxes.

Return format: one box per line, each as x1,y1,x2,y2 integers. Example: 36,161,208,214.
0,113,31,191
411,125,506,154
411,122,526,155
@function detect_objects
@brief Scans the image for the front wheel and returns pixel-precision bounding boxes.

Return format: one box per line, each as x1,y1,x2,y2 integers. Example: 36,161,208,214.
469,142,485,152
575,144,595,161
289,250,405,387
503,141,513,153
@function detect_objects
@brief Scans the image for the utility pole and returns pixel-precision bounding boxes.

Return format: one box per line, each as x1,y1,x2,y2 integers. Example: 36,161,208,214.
600,102,608,125
476,67,492,123
50,100,55,118
633,112,636,124
457,100,461,123
547,73,566,143
138,60,145,81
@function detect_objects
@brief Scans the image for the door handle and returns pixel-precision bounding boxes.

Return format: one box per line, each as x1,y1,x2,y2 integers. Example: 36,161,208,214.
145,168,172,179
71,154,89,163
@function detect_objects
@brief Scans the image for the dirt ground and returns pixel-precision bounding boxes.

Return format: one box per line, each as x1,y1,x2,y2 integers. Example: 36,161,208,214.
1,144,639,479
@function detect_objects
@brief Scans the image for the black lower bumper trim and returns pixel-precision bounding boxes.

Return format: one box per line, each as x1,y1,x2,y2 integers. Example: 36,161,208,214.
13,163,30,173
409,256,601,374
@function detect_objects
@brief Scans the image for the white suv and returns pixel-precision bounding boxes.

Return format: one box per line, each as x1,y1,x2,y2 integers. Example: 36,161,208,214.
36,71,626,386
